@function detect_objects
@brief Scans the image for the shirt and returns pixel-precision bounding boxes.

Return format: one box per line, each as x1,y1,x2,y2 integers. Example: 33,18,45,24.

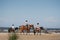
12,26,15,29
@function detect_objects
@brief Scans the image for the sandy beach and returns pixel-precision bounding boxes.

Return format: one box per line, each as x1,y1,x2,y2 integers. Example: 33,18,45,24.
17,33,60,40
0,33,60,40
0,33,9,40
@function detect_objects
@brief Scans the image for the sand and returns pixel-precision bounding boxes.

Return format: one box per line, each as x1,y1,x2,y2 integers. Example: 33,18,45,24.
0,33,9,40
17,33,60,40
0,33,60,40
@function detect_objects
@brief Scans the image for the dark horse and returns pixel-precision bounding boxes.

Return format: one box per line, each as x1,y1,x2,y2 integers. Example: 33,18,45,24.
8,27,18,33
8,27,15,33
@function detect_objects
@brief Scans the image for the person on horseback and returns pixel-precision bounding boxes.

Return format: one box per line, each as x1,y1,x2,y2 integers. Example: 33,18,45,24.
11,24,15,32
35,23,41,35
36,23,40,31
25,20,29,33
12,24,15,29
8,24,15,33
25,20,28,27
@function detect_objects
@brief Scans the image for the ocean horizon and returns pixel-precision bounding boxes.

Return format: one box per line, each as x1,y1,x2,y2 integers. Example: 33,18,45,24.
0,27,60,33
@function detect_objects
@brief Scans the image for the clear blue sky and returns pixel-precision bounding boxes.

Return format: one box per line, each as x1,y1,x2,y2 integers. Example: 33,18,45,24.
0,0,60,28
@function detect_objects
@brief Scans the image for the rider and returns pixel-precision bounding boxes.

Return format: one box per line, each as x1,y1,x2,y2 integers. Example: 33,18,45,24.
12,24,15,29
36,23,41,32
25,20,29,27
25,20,29,33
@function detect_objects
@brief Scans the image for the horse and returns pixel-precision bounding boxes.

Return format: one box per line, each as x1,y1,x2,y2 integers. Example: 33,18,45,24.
8,27,15,33
34,27,45,35
8,27,19,33
18,24,34,33
35,27,41,33
29,24,34,29
18,25,28,33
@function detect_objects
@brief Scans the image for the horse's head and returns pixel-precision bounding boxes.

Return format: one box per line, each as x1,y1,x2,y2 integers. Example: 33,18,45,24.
29,24,34,29
29,24,34,27
40,27,44,30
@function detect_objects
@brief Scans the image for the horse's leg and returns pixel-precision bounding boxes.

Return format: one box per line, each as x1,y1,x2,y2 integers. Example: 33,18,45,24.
8,29,10,33
19,29,22,35
37,30,39,35
28,29,30,33
26,29,30,35
33,30,36,35
13,29,15,33
12,29,14,33
23,30,25,35
26,29,28,35
40,30,41,35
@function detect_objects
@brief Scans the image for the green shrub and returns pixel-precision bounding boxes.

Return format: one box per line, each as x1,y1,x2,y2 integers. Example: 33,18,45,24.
9,33,18,40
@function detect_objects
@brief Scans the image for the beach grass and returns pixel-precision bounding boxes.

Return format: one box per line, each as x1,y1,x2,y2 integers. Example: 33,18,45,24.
8,33,18,40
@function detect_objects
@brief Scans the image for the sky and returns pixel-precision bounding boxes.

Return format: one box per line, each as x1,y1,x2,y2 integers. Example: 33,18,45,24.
0,0,60,28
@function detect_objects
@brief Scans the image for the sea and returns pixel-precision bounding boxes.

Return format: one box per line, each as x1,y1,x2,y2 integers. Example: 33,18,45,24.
0,27,60,33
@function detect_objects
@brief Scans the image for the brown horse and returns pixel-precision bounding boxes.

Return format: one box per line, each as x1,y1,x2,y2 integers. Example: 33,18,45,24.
18,24,34,33
19,25,29,33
